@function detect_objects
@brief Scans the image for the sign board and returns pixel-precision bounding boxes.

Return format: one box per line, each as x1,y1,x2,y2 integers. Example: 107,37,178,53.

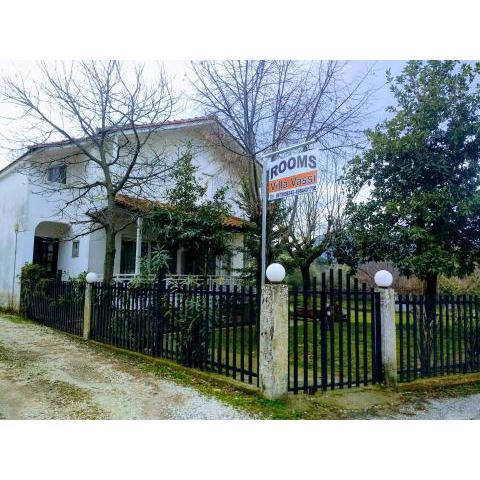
267,148,320,201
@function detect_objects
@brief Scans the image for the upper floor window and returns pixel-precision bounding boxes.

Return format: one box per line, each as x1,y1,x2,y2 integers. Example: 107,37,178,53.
47,165,67,184
72,240,80,258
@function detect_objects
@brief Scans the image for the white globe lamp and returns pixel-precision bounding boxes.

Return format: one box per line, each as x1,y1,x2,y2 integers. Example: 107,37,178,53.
374,270,393,288
266,263,286,283
85,272,98,284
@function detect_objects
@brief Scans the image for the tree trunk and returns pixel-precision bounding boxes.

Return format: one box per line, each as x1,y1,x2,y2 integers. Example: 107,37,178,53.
421,273,438,372
300,264,311,293
103,227,116,284
300,262,314,311
423,273,438,327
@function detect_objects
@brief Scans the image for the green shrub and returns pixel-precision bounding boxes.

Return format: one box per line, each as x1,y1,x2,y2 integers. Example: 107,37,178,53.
69,271,87,285
19,263,48,293
19,263,48,313
438,273,480,296
178,295,210,367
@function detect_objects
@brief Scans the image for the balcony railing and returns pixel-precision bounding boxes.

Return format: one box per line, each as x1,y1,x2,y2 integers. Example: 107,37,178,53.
164,274,240,289
79,273,241,288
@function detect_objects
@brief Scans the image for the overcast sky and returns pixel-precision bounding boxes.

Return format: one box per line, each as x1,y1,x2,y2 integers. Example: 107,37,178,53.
0,60,406,169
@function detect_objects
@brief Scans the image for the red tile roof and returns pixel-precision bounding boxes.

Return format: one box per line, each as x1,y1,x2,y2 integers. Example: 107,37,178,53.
27,115,218,152
115,194,248,230
0,114,248,178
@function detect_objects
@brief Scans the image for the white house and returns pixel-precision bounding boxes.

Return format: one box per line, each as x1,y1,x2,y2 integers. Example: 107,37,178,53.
0,116,251,308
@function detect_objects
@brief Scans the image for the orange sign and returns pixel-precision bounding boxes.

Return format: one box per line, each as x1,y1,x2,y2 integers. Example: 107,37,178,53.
268,169,317,194
268,150,319,201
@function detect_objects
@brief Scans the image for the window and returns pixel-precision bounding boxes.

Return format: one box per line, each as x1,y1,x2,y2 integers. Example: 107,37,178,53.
47,165,67,184
120,240,148,274
72,240,80,258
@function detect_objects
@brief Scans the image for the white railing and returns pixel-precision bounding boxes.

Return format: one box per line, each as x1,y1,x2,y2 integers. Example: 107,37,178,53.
164,274,239,289
84,273,241,288
83,273,142,283
113,273,139,283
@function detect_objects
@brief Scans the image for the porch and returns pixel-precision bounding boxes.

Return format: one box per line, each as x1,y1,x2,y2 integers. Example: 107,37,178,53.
105,216,241,284
105,195,246,286
32,196,247,287
32,220,72,279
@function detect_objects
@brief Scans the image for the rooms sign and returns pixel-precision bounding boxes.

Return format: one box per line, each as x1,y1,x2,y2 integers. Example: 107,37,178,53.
267,149,320,201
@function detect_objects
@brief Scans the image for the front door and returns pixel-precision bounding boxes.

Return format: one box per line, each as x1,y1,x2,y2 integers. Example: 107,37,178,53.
33,236,59,278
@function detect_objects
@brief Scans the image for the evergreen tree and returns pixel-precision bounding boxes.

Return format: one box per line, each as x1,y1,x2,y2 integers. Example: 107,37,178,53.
145,148,233,277
340,61,480,322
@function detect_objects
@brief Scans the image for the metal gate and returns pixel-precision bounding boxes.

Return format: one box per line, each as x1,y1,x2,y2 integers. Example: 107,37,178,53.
288,269,382,393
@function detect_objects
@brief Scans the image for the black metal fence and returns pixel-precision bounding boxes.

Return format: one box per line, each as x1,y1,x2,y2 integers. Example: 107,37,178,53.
397,294,480,382
22,280,85,336
288,270,382,393
23,277,480,394
90,282,260,384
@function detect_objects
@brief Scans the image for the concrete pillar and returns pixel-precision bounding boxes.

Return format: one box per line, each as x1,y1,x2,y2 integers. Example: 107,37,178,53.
134,217,143,276
379,287,397,386
259,284,289,400
83,282,92,339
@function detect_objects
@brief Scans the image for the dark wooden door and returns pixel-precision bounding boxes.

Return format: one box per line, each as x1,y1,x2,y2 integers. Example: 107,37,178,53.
33,236,59,278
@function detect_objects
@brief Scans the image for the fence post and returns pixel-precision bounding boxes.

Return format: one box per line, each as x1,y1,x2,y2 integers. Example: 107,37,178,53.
375,271,397,386
259,283,289,400
83,282,92,340
83,272,98,340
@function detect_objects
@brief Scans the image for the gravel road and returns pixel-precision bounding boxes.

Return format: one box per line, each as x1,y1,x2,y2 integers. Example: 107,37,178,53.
0,316,250,420
387,394,480,420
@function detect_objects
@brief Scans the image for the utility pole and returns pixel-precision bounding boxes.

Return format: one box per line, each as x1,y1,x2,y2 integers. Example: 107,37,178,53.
11,223,20,308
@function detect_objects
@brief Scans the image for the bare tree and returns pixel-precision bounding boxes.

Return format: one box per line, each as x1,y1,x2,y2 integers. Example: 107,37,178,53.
191,61,301,209
2,61,178,283
190,60,373,281
277,152,347,291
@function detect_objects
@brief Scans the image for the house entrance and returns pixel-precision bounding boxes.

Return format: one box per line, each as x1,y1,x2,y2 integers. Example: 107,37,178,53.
33,236,59,278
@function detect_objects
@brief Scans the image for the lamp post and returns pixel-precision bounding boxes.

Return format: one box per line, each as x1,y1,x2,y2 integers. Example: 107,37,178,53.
265,263,286,283
374,269,397,386
374,270,393,288
83,272,98,339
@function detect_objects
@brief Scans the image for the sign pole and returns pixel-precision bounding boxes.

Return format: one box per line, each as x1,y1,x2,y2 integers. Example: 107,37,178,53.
259,138,319,288
260,155,268,288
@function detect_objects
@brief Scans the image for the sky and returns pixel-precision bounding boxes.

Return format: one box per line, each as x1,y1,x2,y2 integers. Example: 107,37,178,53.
0,60,406,170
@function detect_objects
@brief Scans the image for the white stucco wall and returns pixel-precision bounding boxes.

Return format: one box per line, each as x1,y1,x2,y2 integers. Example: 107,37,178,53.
58,235,91,279
0,154,94,306
0,170,30,308
87,228,106,275
25,153,92,280
105,124,247,217
0,121,249,305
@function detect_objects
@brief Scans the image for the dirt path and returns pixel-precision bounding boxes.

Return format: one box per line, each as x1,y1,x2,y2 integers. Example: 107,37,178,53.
0,316,250,420
383,394,480,420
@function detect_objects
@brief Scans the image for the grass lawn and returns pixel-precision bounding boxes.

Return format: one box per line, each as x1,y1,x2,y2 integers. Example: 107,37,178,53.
207,308,478,389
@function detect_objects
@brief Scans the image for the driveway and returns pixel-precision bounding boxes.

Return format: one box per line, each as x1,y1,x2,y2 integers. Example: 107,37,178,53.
0,316,250,420
386,394,480,420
